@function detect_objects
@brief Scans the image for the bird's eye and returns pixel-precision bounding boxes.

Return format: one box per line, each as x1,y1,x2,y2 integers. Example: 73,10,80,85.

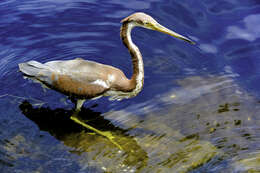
143,21,149,26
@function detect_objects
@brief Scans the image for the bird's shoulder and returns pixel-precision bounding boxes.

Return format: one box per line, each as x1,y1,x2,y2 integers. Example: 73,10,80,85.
45,58,119,73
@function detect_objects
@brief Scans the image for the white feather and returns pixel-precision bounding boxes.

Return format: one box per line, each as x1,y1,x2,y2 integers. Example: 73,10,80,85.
108,74,115,83
91,79,109,88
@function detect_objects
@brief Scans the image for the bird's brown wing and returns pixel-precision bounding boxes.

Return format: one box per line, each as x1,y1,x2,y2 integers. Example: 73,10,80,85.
39,59,119,98
20,58,132,99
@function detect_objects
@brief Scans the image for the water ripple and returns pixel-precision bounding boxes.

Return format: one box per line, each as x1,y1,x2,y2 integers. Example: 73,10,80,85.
1,0,260,172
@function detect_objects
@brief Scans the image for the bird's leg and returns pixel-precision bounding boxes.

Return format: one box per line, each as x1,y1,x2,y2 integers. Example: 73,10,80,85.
75,99,85,112
69,99,123,150
70,113,123,150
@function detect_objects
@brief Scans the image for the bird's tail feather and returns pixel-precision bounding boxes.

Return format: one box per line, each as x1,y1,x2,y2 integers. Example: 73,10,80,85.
19,61,48,77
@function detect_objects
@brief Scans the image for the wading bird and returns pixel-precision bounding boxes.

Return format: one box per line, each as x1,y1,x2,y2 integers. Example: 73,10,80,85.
19,12,194,111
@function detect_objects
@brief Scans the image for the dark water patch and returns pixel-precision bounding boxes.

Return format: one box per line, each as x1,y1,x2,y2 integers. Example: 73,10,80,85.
226,46,256,58
161,2,198,28
207,1,234,14
0,97,83,172
217,102,241,114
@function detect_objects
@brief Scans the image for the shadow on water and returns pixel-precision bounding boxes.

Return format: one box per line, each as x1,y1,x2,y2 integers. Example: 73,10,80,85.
17,93,220,173
19,100,148,172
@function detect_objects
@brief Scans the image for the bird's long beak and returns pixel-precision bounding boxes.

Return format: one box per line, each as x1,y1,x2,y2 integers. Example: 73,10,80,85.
152,23,195,45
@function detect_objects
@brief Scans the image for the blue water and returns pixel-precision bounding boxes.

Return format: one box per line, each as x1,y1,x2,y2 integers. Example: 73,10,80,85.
1,0,260,172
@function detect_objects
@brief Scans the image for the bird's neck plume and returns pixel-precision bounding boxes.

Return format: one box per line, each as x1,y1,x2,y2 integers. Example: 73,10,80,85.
120,22,144,92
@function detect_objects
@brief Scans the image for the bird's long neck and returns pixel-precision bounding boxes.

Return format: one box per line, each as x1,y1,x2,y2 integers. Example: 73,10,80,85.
120,22,144,92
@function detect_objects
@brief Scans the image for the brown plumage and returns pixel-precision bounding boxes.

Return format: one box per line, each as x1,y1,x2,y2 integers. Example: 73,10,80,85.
19,12,194,110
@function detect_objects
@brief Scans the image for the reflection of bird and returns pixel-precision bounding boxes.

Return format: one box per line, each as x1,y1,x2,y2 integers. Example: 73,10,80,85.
19,101,149,160
19,12,194,111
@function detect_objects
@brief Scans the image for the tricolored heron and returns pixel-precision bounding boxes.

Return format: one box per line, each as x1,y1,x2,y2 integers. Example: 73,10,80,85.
19,12,194,111
19,13,194,148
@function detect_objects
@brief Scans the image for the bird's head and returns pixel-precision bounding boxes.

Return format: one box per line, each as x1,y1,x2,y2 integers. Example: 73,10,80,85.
121,12,195,45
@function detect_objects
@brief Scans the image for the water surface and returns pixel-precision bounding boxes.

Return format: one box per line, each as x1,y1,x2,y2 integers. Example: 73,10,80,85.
1,0,260,172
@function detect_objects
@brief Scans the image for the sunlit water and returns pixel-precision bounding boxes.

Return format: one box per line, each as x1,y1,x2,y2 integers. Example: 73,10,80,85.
1,0,260,172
